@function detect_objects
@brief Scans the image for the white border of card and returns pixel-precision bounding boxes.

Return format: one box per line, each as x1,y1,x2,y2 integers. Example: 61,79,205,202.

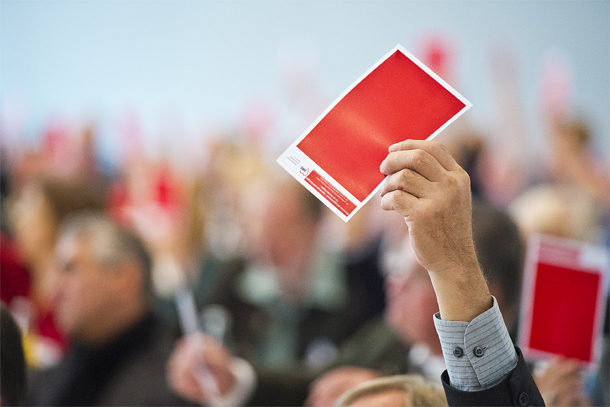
518,234,608,369
277,44,471,222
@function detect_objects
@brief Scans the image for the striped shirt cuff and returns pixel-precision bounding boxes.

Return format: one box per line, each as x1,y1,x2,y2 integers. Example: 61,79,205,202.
433,296,518,391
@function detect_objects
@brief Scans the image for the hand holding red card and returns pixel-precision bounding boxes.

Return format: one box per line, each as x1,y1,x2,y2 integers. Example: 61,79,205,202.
277,44,470,221
518,235,608,368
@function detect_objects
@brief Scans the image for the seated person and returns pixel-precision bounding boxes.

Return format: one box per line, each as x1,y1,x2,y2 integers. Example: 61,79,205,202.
169,200,525,407
305,199,525,407
199,178,381,369
27,213,191,406
8,176,106,366
333,374,447,407
167,140,546,406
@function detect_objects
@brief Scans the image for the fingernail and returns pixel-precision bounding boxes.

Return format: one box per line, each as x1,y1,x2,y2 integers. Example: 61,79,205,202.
380,160,385,172
389,143,399,152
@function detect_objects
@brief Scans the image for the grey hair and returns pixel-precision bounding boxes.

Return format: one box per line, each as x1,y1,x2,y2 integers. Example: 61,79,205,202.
333,374,447,407
58,211,153,301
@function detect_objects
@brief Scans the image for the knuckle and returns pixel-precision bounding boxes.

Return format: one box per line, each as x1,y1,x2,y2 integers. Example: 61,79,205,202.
395,140,407,150
447,174,459,188
381,190,409,214
428,140,440,150
456,166,468,178
386,151,399,169
434,140,449,154
451,168,469,186
411,149,426,167
457,168,471,188
394,191,412,212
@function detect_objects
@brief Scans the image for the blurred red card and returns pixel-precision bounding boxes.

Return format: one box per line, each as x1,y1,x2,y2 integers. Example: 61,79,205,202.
518,235,608,368
277,44,470,221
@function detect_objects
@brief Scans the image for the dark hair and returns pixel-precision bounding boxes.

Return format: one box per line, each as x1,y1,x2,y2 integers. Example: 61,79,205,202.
1,303,27,406
274,178,325,223
37,177,106,226
472,199,524,326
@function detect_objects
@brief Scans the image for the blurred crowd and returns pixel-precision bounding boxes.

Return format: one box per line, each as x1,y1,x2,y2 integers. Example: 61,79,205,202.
0,40,608,407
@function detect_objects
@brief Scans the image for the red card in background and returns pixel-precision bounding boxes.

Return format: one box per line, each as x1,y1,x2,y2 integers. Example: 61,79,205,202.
518,235,608,368
278,44,470,221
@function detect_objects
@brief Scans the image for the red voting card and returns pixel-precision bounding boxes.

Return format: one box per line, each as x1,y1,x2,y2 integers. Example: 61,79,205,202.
518,235,608,368
277,44,471,221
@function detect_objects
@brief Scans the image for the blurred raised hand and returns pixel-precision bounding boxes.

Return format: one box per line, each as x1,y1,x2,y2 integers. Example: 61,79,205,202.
166,333,235,405
534,356,590,407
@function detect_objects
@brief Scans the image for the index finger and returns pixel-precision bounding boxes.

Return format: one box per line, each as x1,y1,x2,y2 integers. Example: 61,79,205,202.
380,149,445,182
388,139,460,171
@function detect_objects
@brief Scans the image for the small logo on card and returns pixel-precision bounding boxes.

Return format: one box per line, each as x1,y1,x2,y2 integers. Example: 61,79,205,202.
299,166,310,176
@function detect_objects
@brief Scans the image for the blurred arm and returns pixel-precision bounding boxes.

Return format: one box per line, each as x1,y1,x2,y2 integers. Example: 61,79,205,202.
380,140,545,406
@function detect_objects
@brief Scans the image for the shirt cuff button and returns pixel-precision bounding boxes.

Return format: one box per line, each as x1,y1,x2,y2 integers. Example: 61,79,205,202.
473,345,485,357
453,346,464,357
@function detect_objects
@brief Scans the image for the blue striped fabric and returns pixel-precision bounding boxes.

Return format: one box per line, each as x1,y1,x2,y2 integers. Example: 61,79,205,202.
433,297,518,391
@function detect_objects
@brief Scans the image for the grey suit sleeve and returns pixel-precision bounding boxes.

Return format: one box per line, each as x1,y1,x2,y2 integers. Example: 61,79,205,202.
433,296,518,391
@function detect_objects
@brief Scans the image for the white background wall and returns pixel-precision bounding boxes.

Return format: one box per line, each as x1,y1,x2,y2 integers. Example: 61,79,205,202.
1,1,608,164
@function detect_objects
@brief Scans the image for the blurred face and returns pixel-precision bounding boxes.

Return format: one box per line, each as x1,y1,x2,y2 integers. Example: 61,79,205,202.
51,234,124,342
256,187,319,301
384,245,440,350
259,189,315,272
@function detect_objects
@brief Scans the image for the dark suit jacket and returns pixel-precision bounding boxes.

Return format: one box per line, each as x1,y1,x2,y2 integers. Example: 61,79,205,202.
27,313,193,406
441,347,545,407
203,254,384,366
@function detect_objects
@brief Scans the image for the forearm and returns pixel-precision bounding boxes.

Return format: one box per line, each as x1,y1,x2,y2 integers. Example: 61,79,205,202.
427,252,492,323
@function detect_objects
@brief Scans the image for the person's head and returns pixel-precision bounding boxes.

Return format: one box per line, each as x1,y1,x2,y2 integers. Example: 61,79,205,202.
258,178,324,269
51,212,152,345
508,184,603,244
383,199,524,347
1,303,27,406
252,177,325,302
11,177,105,265
333,374,447,407
383,241,440,352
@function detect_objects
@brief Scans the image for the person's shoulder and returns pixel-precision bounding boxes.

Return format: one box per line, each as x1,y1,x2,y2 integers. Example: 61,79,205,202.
344,317,402,348
334,317,409,373
98,316,193,406
441,347,545,407
146,314,183,355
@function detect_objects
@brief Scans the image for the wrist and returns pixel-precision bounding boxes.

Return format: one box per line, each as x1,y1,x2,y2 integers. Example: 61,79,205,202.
428,262,492,322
